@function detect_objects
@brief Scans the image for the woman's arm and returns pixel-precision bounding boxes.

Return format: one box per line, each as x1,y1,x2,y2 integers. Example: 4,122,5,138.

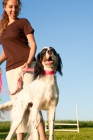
0,50,6,65
21,33,37,70
26,33,37,64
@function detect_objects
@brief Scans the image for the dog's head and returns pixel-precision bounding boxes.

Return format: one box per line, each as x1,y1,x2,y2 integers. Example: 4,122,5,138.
34,46,63,79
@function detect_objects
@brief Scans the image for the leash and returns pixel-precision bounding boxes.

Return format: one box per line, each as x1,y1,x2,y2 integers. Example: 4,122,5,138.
0,68,34,100
0,68,55,101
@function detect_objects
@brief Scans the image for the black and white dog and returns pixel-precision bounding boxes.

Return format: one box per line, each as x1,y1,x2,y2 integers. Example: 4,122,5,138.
0,47,63,140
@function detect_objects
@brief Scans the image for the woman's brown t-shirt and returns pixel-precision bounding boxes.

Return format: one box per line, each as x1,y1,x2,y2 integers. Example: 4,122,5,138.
0,18,35,71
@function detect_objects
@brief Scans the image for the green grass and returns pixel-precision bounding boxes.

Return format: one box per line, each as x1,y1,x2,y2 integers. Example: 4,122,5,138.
0,121,93,140
0,128,93,140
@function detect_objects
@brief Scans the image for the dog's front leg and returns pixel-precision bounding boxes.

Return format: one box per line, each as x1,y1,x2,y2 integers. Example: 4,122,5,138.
27,107,39,140
48,107,56,140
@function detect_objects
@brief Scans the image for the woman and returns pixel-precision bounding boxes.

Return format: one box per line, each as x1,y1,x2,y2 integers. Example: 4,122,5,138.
0,0,47,140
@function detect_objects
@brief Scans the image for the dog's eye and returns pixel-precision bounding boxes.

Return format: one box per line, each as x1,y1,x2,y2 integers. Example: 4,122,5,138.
41,48,47,54
50,47,57,55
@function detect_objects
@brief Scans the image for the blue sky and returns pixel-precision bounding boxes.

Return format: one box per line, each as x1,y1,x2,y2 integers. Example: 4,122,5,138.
0,0,93,121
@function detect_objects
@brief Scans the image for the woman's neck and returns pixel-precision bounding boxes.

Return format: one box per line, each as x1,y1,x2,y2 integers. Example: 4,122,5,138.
8,18,18,25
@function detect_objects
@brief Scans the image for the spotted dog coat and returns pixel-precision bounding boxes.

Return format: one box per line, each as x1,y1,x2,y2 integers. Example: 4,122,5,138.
0,46,63,140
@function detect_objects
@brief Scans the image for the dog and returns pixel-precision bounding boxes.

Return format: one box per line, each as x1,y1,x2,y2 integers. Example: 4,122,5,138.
0,46,63,140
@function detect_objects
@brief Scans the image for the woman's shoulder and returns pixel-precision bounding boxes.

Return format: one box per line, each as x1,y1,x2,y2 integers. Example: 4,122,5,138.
18,18,33,32
19,18,30,23
18,18,31,26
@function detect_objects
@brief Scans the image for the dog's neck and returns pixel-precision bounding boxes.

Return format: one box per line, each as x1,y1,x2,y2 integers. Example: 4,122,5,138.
44,70,55,75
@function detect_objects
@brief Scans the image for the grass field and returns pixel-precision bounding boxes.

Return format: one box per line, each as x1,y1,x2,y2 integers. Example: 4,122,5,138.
0,121,93,140
0,128,93,140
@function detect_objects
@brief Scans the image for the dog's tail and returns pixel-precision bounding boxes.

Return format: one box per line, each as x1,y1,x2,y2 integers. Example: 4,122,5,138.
0,100,13,119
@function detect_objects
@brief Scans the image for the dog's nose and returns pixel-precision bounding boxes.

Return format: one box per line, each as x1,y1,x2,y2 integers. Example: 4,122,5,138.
47,50,52,55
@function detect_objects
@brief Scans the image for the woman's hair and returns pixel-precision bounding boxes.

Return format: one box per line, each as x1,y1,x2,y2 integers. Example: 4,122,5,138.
0,0,21,35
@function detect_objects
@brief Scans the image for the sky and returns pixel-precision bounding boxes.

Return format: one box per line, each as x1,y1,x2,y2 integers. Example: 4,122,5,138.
0,0,93,121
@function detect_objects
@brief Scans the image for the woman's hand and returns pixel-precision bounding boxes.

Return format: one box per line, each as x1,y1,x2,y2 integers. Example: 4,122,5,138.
21,62,29,72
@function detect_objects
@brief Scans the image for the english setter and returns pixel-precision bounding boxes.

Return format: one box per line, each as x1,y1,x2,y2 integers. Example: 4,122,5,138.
0,46,63,140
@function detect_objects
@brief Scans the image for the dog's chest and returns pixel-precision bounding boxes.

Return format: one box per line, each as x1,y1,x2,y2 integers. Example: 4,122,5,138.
37,76,59,109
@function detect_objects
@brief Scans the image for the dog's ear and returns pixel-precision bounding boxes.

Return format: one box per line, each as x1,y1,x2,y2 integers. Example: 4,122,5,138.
56,54,63,76
34,53,44,79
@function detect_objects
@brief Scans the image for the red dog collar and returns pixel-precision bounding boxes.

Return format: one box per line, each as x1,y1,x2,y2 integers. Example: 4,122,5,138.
43,70,55,75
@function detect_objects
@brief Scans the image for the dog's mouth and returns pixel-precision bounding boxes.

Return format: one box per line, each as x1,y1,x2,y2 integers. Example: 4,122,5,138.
44,56,54,65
